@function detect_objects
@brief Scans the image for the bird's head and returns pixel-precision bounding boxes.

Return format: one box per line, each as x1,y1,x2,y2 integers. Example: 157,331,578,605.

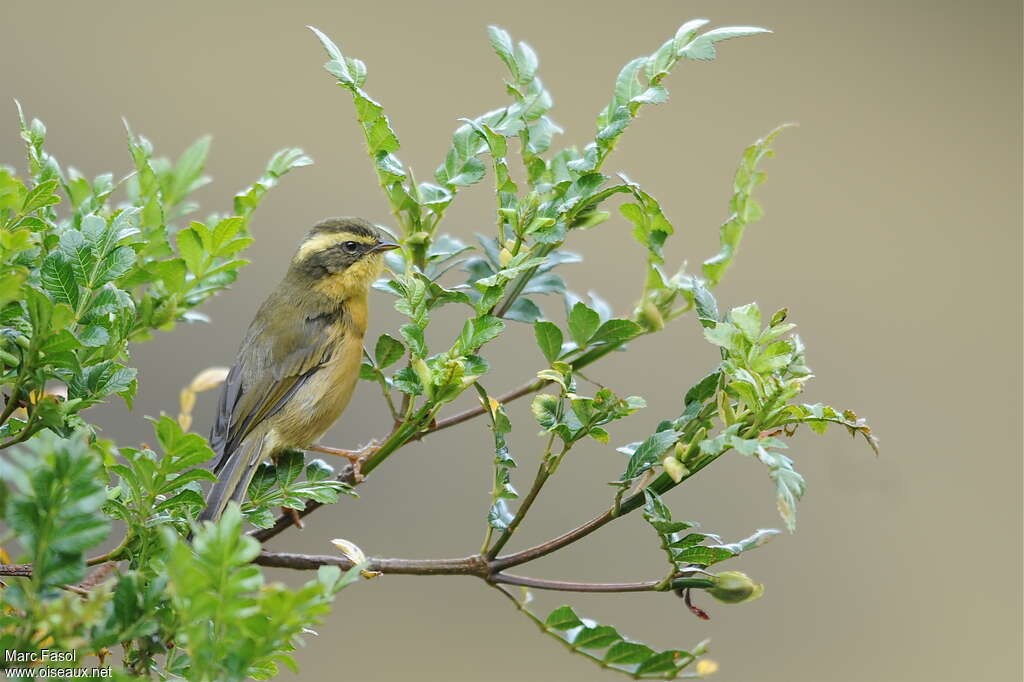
290,217,400,298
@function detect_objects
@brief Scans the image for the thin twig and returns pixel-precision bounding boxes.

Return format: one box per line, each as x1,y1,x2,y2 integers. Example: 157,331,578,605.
491,509,615,570
490,574,660,593
414,378,543,439
485,435,558,558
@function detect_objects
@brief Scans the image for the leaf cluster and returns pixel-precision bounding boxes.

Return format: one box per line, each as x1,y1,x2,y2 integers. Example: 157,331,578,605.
0,107,308,446
0,18,877,682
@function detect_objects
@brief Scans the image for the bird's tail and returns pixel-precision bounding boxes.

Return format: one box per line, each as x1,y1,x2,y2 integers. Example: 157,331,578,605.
198,434,267,525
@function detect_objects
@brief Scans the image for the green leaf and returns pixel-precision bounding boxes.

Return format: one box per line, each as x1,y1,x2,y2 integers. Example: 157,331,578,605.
604,641,656,665
693,281,719,328
392,367,424,395
2,432,109,592
40,251,80,309
177,227,205,275
152,415,216,472
573,625,621,649
21,178,60,213
675,545,735,566
534,320,563,363
399,323,427,358
703,124,790,286
78,324,110,347
530,602,706,678
545,605,583,630
680,26,772,62
621,428,678,481
463,315,505,351
730,302,762,341
568,301,600,346
503,296,543,323
684,370,721,407
703,321,739,350
374,333,405,368
531,393,560,430
589,318,643,346
92,246,135,286
758,447,805,532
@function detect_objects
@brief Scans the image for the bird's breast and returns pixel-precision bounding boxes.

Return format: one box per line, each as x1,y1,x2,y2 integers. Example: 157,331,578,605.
270,310,366,449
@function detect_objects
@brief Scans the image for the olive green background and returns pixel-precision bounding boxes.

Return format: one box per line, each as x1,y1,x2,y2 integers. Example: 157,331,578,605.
1,1,1020,680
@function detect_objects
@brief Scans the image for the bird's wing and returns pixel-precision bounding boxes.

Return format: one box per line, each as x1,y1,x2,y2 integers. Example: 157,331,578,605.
209,303,341,473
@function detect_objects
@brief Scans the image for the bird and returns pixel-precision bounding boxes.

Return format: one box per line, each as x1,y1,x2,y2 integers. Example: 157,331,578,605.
198,217,399,524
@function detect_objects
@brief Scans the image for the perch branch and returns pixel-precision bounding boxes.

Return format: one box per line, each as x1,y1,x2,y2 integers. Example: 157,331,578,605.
250,377,543,543
254,550,712,595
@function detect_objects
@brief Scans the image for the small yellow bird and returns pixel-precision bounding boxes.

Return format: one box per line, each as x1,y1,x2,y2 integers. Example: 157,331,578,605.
199,217,399,523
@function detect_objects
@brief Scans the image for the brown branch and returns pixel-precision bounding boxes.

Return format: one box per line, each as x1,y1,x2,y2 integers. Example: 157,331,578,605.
0,563,32,578
0,560,121,597
490,470,707,571
491,509,615,570
256,550,687,594
255,550,487,576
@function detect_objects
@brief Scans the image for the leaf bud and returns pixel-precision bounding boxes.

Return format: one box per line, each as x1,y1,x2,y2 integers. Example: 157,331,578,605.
575,210,611,229
662,455,688,483
637,300,665,331
707,571,764,604
497,207,518,225
769,307,789,326
331,538,381,579
412,358,433,399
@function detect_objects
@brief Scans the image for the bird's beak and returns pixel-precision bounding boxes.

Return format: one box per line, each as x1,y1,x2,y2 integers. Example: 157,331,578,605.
371,240,401,253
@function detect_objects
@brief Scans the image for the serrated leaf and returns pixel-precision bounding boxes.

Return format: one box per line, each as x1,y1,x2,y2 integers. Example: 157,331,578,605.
374,333,405,368
621,428,678,481
40,251,80,309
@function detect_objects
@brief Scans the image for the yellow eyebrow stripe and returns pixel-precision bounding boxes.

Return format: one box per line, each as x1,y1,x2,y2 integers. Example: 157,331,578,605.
294,231,376,262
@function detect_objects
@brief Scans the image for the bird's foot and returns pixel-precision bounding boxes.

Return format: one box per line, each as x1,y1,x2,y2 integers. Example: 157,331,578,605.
308,440,380,483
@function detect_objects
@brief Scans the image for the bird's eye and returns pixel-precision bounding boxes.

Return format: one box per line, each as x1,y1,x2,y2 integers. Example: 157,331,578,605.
342,241,360,254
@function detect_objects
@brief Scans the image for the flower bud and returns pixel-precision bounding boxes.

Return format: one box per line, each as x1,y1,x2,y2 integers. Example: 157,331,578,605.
498,247,514,266
707,571,764,604
695,659,719,676
406,231,430,245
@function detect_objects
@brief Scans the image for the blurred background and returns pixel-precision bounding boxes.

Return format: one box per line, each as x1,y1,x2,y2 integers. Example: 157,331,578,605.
1,0,1020,680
